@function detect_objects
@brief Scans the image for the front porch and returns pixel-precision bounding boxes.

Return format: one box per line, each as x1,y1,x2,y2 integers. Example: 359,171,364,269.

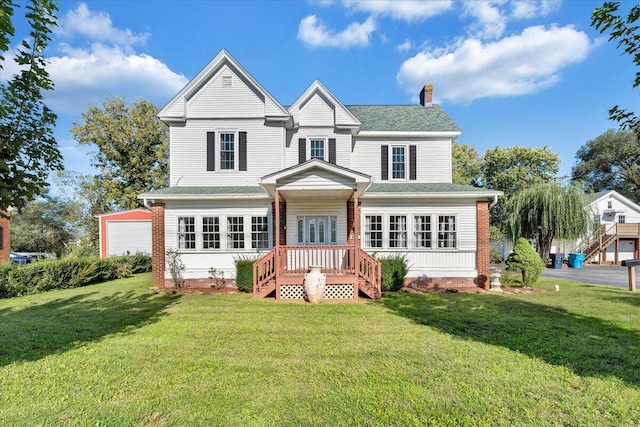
253,245,381,301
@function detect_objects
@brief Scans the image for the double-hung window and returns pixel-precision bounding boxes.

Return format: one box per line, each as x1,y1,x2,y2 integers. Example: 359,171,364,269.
227,216,244,249
437,215,456,249
414,215,432,248
178,217,196,250
364,215,383,248
220,132,235,170
310,138,325,160
389,215,407,248
202,217,220,249
251,216,269,249
391,146,406,179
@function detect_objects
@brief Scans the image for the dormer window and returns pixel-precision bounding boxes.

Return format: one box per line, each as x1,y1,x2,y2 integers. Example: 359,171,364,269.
310,138,325,160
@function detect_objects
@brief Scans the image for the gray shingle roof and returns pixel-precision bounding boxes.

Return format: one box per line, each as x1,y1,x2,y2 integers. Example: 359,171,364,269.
367,182,498,194
144,186,267,196
346,105,460,133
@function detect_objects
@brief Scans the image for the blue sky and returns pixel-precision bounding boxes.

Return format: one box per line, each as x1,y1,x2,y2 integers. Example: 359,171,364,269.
7,0,638,185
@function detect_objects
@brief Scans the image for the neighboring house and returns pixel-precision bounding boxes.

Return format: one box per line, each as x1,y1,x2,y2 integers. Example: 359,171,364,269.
97,209,152,258
0,213,9,262
139,49,501,300
577,190,640,264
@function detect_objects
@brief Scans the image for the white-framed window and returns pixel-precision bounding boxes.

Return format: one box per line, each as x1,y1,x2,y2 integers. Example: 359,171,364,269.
296,215,337,245
178,217,196,250
364,215,383,248
219,132,236,170
202,217,220,250
618,215,626,224
437,215,456,249
389,215,407,248
391,146,406,179
251,216,269,249
227,216,245,249
414,215,432,248
310,138,325,160
607,200,613,209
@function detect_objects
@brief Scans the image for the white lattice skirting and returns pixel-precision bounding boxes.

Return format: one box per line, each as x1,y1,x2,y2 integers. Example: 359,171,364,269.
280,284,355,300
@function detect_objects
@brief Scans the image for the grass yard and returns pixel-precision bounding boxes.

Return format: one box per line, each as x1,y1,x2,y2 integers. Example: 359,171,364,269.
1,273,640,426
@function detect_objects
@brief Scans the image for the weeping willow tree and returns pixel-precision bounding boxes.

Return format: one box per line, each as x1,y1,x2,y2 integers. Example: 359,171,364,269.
507,182,594,260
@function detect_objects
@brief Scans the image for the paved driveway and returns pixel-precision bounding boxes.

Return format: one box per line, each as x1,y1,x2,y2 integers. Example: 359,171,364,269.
541,264,631,288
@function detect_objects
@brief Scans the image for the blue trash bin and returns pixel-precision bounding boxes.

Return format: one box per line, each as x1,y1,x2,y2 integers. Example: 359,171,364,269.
568,253,586,269
549,253,564,269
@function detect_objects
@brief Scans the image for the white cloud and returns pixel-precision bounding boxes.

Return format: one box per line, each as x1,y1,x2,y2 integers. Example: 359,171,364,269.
45,43,188,115
342,0,453,23
511,0,561,19
298,15,377,48
57,3,149,49
463,1,507,39
397,39,412,52
397,25,591,104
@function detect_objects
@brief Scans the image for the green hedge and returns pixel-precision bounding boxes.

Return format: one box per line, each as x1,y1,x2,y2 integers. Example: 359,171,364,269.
378,254,409,292
0,255,151,299
234,257,256,292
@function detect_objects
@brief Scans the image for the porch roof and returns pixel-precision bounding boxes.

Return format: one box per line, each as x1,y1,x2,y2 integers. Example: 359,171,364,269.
363,182,502,201
138,186,270,201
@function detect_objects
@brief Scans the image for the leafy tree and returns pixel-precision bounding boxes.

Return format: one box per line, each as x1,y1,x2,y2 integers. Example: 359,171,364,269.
0,0,61,213
10,195,79,256
506,237,544,286
482,146,560,230
71,96,169,211
592,2,640,130
507,182,593,261
452,141,482,186
572,129,640,202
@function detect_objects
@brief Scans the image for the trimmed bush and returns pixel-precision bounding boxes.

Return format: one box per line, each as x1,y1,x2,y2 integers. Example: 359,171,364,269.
506,238,544,286
0,255,151,299
235,256,257,292
378,254,409,292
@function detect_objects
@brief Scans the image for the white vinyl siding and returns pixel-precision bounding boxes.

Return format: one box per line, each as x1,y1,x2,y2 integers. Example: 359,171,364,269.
169,119,285,186
351,137,452,183
297,94,335,126
106,221,152,256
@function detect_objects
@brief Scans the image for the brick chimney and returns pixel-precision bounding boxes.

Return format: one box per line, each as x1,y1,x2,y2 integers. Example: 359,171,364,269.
419,84,433,107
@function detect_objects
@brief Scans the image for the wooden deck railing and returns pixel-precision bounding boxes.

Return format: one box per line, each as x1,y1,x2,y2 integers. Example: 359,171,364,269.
253,249,276,293
253,245,381,295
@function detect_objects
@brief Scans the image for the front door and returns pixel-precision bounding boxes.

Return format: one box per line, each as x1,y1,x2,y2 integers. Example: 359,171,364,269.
297,215,337,245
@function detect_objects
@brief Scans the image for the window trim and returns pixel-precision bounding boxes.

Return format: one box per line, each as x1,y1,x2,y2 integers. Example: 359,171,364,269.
296,215,338,245
364,215,383,249
218,130,238,171
175,214,271,252
437,215,457,249
389,215,408,248
308,137,327,161
389,145,408,181
413,215,432,249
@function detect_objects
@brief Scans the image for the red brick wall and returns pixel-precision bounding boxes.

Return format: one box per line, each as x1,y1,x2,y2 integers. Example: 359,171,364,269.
0,213,9,262
476,200,491,289
150,203,166,289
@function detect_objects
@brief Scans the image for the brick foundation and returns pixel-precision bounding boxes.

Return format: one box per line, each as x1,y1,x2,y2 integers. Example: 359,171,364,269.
405,276,479,290
476,200,491,289
150,203,165,289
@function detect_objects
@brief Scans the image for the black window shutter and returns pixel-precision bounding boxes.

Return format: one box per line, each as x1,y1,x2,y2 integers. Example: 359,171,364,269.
298,138,306,163
206,131,215,171
239,131,247,171
409,145,417,180
329,138,336,164
381,145,388,180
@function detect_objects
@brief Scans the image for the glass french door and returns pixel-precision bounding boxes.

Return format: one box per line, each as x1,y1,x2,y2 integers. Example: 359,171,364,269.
297,215,337,245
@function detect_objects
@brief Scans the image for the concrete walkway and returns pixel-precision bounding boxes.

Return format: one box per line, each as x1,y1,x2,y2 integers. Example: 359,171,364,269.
541,264,632,289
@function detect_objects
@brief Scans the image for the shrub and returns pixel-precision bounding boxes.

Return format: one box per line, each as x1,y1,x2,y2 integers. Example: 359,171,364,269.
506,238,544,286
165,249,185,290
235,256,257,292
0,255,151,299
378,254,409,292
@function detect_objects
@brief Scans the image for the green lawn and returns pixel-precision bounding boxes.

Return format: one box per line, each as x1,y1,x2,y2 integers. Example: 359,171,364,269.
1,273,640,426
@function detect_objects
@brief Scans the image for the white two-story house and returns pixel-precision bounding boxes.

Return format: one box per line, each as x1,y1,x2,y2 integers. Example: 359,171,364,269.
140,49,501,300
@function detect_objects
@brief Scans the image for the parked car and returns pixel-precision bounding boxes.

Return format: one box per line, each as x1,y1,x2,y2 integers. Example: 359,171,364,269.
9,252,30,264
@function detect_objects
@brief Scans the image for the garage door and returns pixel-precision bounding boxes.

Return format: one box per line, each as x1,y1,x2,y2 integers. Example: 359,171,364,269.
107,221,152,256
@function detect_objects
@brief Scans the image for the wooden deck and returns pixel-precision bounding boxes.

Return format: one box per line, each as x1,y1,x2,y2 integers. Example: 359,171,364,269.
253,245,381,301
582,223,640,264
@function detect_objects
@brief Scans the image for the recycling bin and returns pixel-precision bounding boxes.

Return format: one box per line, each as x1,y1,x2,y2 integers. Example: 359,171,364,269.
549,253,564,269
568,253,586,269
